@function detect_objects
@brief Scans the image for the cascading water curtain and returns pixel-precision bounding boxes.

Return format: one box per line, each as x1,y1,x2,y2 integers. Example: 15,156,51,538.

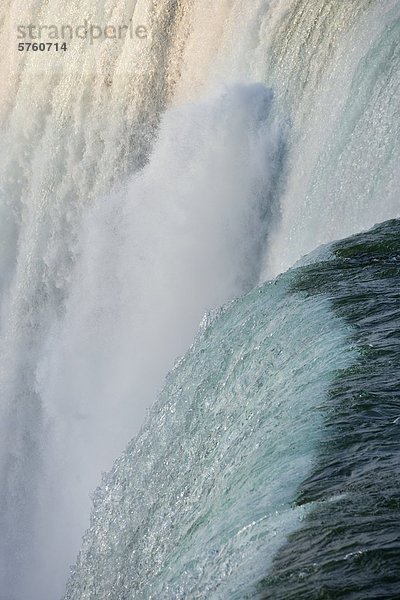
0,0,399,599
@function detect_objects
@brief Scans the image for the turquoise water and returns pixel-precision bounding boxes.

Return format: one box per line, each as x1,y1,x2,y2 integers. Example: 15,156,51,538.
65,220,400,599
65,245,355,599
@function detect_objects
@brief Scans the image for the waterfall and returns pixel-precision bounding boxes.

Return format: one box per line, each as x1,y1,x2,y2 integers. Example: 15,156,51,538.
0,0,399,598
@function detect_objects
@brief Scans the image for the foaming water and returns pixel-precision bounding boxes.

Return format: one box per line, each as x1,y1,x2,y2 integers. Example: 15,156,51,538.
0,1,193,596
5,83,281,599
0,0,399,598
260,0,400,275
172,0,400,275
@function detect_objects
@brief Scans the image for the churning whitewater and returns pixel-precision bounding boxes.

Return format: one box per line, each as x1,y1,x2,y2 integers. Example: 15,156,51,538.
0,0,399,599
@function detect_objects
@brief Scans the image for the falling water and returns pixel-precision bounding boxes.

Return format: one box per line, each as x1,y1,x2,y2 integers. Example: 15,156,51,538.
0,0,399,598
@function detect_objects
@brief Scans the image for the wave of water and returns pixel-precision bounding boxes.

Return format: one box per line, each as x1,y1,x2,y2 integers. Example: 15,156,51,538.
65,219,400,599
64,248,356,599
0,0,399,598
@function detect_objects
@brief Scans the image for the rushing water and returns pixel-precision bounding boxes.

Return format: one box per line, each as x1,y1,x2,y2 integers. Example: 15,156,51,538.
65,219,400,600
265,220,400,599
0,1,399,599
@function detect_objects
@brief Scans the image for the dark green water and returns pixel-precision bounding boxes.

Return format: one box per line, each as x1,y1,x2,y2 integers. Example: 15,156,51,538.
264,219,400,599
